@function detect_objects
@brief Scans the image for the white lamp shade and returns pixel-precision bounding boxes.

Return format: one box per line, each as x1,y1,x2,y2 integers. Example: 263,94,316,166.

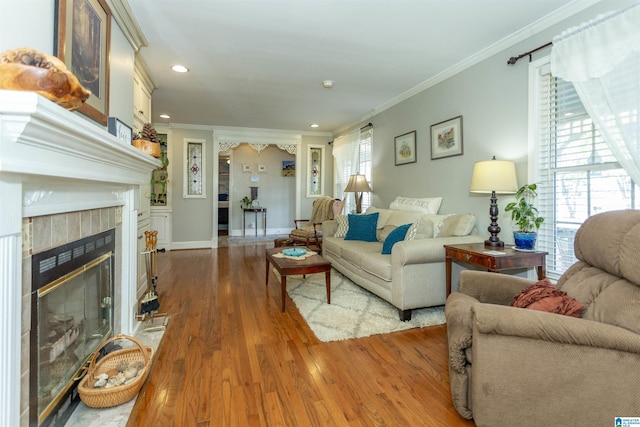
469,160,518,194
344,174,372,193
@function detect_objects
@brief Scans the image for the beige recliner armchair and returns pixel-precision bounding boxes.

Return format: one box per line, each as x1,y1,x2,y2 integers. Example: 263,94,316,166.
445,209,640,426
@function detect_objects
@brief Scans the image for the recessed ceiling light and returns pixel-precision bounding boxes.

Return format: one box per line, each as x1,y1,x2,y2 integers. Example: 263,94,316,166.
171,64,189,73
310,123,319,128
159,114,170,119
322,80,333,89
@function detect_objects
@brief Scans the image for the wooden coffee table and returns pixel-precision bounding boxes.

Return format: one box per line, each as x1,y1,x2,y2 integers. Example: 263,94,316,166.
265,246,332,312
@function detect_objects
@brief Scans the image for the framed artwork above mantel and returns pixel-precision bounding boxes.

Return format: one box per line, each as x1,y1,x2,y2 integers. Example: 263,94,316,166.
55,0,111,125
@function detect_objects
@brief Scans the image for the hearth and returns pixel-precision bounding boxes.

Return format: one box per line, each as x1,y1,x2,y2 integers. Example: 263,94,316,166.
30,229,115,426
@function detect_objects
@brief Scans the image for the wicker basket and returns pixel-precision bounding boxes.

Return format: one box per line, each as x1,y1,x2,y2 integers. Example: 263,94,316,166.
78,334,154,408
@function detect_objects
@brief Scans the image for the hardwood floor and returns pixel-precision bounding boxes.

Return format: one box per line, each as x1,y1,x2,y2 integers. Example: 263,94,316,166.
127,245,475,427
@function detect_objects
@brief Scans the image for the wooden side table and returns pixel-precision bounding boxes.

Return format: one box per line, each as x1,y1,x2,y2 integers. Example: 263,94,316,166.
444,243,547,296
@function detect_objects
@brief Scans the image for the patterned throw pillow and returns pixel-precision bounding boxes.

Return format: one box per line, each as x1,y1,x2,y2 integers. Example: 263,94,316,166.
406,217,434,240
334,215,349,238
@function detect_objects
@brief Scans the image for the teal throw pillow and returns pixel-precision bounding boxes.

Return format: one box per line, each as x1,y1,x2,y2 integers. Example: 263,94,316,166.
381,223,412,254
344,212,379,242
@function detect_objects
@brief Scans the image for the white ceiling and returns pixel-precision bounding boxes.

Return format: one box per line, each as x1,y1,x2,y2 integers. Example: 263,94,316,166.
128,0,592,134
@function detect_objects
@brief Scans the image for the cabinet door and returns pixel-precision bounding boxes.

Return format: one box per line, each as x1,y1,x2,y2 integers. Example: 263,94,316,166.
150,212,172,249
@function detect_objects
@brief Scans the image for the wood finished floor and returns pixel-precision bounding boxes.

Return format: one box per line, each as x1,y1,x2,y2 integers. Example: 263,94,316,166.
127,245,475,427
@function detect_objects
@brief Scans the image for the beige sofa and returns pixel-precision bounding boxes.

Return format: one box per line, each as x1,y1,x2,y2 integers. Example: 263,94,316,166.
445,209,640,426
322,202,485,321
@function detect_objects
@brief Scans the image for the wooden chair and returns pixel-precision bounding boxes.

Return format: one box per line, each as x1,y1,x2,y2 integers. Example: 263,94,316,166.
289,196,343,252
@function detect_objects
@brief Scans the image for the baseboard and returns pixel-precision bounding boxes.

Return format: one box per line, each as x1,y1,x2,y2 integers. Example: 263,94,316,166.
171,240,213,250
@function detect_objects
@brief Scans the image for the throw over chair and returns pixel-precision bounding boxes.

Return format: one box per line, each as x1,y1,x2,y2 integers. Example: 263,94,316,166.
289,196,343,252
445,209,640,426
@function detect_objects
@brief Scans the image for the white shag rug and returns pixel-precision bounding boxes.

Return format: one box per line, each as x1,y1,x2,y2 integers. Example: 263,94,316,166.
283,270,445,342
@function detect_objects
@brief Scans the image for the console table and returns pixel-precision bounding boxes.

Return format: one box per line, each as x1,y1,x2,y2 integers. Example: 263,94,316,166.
243,207,267,237
444,243,547,296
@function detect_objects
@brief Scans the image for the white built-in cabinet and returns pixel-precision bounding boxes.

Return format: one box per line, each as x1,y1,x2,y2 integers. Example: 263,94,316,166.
134,55,156,299
133,55,154,134
137,184,152,300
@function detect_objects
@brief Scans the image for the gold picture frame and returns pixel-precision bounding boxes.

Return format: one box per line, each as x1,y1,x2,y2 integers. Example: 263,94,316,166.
56,0,111,125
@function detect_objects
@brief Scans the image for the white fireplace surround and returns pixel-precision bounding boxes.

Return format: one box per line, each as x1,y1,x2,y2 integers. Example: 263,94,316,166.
0,90,159,426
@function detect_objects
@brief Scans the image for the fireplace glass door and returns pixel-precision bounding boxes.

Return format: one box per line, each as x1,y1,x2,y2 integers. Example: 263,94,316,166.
35,251,113,424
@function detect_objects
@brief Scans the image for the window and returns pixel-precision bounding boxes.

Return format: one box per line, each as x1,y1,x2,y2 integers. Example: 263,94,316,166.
531,60,638,277
333,128,373,214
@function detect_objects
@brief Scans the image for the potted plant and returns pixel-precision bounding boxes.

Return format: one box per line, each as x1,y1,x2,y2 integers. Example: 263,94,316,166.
240,196,252,209
504,183,544,250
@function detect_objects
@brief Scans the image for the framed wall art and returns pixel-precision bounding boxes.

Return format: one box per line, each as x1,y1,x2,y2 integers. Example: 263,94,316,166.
431,115,463,160
394,131,417,166
56,0,111,125
307,145,324,197
282,161,295,177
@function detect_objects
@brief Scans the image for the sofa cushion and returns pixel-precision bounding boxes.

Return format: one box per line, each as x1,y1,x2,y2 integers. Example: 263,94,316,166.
437,213,476,237
345,212,379,242
335,215,349,238
340,240,381,267
389,196,442,214
382,223,411,254
511,279,584,318
361,252,393,281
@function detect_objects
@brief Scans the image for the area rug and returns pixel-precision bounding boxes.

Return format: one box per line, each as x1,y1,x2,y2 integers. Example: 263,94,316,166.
283,270,445,342
228,234,288,244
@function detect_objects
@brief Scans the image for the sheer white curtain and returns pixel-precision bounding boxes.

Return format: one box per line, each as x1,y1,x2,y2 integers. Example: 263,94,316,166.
332,129,360,213
550,2,640,184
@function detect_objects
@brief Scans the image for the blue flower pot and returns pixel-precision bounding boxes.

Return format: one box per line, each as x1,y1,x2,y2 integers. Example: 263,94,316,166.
513,231,537,250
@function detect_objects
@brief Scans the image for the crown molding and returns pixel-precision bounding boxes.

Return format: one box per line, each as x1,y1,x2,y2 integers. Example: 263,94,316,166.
105,0,148,51
333,0,604,136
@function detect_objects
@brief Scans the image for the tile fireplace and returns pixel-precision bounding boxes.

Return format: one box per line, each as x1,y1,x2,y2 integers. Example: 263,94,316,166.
0,90,160,426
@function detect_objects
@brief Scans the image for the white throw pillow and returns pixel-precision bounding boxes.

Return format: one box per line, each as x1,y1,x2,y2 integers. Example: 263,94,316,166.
436,213,476,237
389,196,443,214
334,215,349,238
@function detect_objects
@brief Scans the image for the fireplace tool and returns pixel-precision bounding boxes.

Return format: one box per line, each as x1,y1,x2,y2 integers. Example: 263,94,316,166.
140,230,160,315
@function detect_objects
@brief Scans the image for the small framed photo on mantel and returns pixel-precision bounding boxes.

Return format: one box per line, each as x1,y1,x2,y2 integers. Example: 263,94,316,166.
431,115,463,160
394,131,417,166
107,117,132,145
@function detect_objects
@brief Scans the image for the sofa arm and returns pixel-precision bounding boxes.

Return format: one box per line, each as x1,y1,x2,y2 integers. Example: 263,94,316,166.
459,270,534,306
392,234,485,266
322,219,337,237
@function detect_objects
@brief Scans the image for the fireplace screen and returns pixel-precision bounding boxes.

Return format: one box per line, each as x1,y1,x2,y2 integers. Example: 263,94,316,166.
31,229,114,425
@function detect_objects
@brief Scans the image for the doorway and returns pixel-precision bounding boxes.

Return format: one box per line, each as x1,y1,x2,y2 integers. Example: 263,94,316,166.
218,154,230,236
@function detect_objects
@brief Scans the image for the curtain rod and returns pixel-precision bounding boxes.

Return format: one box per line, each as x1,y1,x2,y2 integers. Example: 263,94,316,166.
329,123,373,145
507,42,552,65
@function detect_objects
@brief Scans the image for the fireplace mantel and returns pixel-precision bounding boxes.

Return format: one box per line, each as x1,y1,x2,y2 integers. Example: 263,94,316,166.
0,90,160,426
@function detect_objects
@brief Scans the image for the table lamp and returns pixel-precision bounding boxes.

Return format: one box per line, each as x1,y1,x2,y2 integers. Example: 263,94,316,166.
344,174,372,214
469,157,518,247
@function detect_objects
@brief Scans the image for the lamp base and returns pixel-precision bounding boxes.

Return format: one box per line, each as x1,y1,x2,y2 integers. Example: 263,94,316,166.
484,239,505,247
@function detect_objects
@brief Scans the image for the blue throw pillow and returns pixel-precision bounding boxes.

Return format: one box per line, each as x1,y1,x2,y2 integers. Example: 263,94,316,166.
344,212,379,242
381,223,412,254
